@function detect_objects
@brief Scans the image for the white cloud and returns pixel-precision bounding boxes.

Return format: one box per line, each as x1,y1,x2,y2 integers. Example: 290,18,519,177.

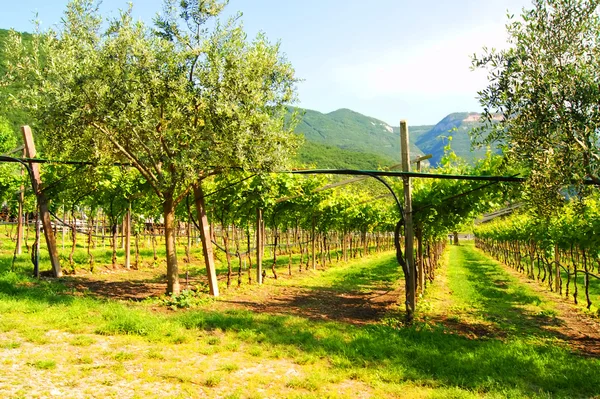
329,23,510,100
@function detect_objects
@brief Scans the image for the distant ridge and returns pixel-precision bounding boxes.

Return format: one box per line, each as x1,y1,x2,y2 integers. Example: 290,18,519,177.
292,107,495,169
415,112,492,166
292,107,429,164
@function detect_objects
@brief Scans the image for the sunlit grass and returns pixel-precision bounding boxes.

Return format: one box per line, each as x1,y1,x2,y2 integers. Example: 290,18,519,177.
0,229,599,397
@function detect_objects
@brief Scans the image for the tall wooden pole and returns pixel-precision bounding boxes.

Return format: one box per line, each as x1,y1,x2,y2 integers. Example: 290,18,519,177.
416,160,425,293
21,126,62,278
400,120,416,318
125,202,131,269
554,244,560,293
256,208,263,285
311,215,316,270
16,148,24,255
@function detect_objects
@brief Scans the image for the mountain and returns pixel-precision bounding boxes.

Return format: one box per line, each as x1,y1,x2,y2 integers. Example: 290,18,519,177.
293,107,496,169
293,107,430,164
291,106,496,169
415,112,492,166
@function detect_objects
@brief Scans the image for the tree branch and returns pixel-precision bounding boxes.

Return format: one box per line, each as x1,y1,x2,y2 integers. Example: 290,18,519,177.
91,122,163,198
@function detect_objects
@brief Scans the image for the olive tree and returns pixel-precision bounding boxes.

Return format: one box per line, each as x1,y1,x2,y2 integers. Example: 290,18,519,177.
2,0,299,295
473,0,600,210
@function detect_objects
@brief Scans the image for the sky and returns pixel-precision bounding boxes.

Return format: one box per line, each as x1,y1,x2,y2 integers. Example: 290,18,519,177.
0,0,531,125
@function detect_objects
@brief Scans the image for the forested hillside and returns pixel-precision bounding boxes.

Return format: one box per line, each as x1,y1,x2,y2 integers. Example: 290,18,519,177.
293,107,427,164
415,112,494,166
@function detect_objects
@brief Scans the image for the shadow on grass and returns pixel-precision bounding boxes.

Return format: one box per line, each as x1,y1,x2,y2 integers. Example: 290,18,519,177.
174,307,600,398
458,247,569,337
220,255,403,325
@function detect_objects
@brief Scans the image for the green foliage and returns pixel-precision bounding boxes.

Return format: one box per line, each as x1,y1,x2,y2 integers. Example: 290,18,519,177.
296,141,395,170
159,288,212,310
475,195,600,252
0,28,33,135
1,0,301,293
473,0,600,211
0,115,20,205
411,145,519,241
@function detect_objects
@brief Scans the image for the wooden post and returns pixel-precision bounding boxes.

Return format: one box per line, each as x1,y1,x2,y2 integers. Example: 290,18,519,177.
16,148,24,255
554,244,560,293
125,202,131,269
21,126,62,278
400,120,416,318
121,220,125,250
311,215,316,270
416,227,424,293
62,204,66,251
193,182,219,296
256,208,263,285
415,159,424,293
34,206,40,278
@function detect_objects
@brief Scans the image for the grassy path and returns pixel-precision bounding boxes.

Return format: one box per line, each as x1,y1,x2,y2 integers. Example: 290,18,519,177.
417,242,600,398
1,245,600,398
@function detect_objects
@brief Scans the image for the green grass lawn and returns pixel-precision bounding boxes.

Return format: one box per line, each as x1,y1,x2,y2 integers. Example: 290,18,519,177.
0,238,599,398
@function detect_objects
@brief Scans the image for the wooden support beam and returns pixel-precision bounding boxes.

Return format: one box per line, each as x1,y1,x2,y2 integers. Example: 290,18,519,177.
555,244,560,293
400,120,415,319
125,203,131,269
21,126,62,278
311,215,316,270
256,208,263,285
16,148,24,255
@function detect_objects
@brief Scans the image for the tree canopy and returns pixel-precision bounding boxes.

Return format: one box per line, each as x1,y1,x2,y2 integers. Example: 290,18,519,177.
2,0,299,294
473,0,600,210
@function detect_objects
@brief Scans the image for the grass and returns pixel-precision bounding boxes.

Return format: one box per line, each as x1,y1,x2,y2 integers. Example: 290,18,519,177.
0,231,600,397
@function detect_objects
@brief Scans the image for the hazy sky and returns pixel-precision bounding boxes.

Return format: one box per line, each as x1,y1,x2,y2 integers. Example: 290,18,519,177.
0,0,531,125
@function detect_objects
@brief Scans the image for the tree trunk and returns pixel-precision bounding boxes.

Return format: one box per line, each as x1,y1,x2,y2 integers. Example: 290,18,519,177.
193,182,219,296
135,232,140,269
163,195,180,296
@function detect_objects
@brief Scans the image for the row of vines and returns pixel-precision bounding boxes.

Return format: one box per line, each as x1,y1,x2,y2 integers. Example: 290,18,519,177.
474,197,600,310
0,148,513,299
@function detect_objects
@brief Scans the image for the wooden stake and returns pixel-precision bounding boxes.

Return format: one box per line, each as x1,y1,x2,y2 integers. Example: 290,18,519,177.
400,120,415,318
554,244,560,293
311,215,316,270
21,126,62,278
16,147,24,255
125,202,131,269
256,208,263,285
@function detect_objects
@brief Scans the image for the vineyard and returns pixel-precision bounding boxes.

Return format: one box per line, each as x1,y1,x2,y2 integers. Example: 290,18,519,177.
2,0,600,397
475,199,600,311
